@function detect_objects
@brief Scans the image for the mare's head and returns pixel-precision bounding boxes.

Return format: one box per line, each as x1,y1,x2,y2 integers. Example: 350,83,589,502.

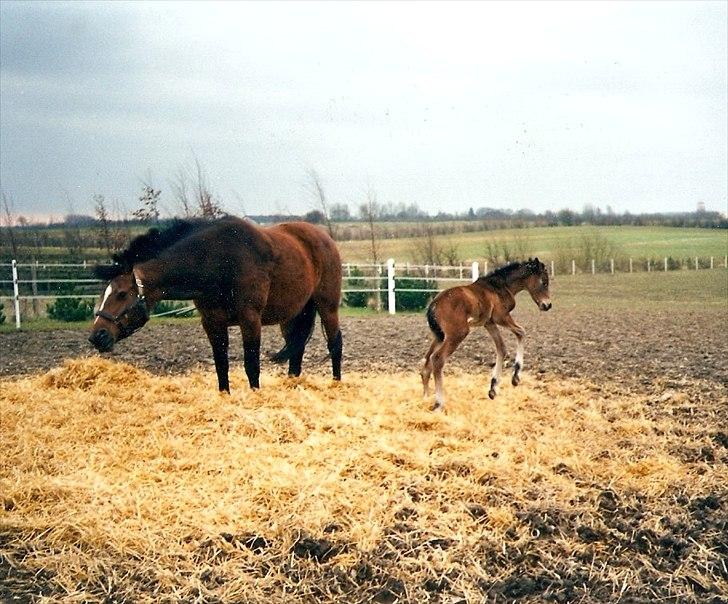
88,261,149,352
523,258,552,311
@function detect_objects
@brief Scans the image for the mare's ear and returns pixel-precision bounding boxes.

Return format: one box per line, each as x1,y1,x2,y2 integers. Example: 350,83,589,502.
93,263,125,281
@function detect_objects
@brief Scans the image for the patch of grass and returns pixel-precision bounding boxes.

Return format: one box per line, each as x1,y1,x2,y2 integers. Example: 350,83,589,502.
338,225,728,264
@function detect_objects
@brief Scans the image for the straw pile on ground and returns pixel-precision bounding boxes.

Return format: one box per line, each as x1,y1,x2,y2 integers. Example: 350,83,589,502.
1,358,726,603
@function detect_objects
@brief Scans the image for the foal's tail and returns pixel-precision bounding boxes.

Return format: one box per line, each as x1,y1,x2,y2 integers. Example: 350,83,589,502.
427,302,445,342
270,298,317,363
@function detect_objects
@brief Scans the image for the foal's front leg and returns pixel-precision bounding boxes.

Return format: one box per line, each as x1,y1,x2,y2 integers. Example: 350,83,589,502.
485,323,506,399
501,315,526,386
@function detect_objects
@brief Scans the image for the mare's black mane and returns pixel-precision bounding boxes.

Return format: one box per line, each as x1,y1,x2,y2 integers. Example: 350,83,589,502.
94,218,221,280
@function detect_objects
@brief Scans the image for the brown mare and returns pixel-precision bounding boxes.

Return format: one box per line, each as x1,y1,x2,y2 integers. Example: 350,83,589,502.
421,258,552,410
89,217,343,391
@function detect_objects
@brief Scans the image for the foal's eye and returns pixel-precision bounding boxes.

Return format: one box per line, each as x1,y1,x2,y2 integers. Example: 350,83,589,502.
117,291,128,300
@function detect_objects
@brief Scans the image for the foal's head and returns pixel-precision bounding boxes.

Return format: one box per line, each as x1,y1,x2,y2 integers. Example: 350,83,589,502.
88,264,149,352
523,258,552,311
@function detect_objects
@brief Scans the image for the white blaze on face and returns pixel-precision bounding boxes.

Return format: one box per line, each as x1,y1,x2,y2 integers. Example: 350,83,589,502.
93,284,113,325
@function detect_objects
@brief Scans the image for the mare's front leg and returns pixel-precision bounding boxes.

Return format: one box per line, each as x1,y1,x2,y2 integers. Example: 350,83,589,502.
501,315,526,386
485,323,506,399
239,309,262,389
201,313,230,392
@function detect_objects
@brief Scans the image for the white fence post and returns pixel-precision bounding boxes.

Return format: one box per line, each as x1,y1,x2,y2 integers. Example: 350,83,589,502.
550,260,555,277
471,261,479,282
664,257,668,272
484,260,488,274
12,259,21,330
591,259,595,275
610,258,614,274
710,256,714,269
629,258,633,273
572,260,576,275
695,257,699,270
647,259,651,272
387,258,395,315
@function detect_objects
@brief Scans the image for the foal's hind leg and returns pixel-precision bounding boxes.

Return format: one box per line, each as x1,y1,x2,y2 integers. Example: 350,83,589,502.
485,323,506,399
421,338,438,397
430,330,467,411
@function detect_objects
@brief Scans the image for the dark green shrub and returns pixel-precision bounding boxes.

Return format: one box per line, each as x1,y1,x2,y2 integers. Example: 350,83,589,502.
344,268,370,308
152,300,195,317
47,297,94,322
394,278,437,311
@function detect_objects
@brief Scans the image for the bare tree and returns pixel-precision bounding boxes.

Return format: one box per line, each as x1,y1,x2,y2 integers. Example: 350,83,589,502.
411,222,461,266
133,183,161,223
1,190,19,258
307,169,335,239
170,167,194,218
359,185,381,266
170,157,225,219
194,157,225,219
94,194,113,254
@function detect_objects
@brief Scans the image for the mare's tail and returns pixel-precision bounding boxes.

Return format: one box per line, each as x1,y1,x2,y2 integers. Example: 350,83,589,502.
270,298,317,363
426,302,445,342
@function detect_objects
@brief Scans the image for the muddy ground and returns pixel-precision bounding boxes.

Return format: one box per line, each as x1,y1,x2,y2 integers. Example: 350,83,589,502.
2,306,727,400
2,307,728,603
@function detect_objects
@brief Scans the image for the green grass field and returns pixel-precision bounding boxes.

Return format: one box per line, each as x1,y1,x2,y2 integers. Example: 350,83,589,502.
3,270,725,332
337,225,728,263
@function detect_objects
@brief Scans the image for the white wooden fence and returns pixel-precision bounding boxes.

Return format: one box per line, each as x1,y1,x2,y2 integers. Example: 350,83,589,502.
1,255,727,328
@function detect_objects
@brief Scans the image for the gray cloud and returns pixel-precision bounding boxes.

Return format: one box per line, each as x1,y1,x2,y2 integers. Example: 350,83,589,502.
1,1,726,219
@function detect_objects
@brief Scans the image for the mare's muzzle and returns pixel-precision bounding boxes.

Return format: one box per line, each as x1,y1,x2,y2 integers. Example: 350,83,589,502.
88,328,114,352
91,297,150,350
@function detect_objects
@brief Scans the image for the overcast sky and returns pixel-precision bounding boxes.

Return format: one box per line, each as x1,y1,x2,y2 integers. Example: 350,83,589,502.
1,0,726,220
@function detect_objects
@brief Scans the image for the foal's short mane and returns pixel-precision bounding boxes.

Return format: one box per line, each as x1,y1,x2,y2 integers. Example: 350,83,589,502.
94,218,223,280
478,258,543,288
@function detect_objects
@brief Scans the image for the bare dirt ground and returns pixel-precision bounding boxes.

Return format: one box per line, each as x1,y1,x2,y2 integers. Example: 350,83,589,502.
2,307,727,603
2,306,727,398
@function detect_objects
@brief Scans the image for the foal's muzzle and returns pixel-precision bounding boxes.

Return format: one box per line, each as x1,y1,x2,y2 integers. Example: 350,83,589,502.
540,301,552,311
89,328,114,352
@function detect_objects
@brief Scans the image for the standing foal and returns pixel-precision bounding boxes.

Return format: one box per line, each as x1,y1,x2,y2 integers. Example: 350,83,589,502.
421,258,552,411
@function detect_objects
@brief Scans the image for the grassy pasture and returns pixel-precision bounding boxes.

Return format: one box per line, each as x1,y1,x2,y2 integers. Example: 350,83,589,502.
1,359,726,602
337,225,728,263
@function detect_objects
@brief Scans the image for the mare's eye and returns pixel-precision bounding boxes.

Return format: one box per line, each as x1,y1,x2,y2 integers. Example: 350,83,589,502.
117,291,128,300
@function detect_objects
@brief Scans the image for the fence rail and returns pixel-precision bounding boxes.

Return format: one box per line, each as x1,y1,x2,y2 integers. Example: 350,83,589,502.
1,255,727,328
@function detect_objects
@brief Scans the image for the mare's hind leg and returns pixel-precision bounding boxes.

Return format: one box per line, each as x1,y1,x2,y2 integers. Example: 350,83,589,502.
201,312,230,392
315,299,343,380
485,323,506,399
421,338,438,397
430,329,468,411
501,315,526,386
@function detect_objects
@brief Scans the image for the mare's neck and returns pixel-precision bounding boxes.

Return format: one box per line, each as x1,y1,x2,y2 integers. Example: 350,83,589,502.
134,258,204,301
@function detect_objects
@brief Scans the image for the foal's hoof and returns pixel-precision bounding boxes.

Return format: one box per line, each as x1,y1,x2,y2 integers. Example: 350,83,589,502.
430,402,443,412
512,375,520,387
488,389,497,400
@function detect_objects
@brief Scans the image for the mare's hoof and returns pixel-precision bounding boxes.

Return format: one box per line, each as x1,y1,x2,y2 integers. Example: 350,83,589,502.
512,375,520,386
488,389,496,400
